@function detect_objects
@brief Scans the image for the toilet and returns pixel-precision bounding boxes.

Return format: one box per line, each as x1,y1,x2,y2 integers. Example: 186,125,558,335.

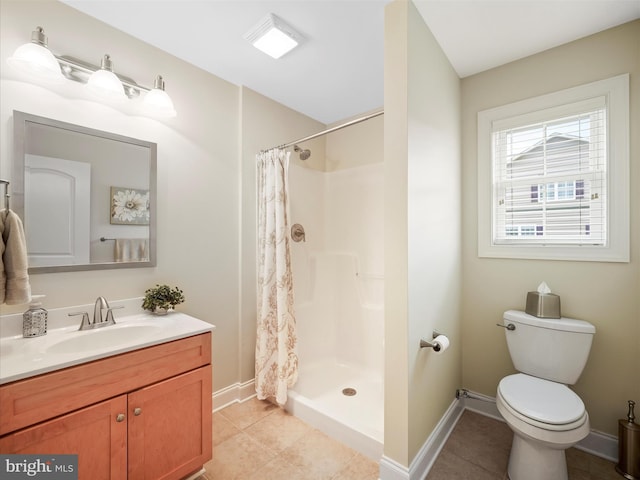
496,310,596,480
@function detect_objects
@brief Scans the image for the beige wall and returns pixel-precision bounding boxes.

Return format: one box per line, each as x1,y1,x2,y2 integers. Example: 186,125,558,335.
461,20,640,436
4,0,633,469
0,0,379,419
324,109,384,171
384,0,410,464
0,0,325,399
0,0,240,392
384,0,462,467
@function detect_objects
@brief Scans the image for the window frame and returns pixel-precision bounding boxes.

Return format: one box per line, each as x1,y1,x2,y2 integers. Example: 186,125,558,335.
477,74,629,262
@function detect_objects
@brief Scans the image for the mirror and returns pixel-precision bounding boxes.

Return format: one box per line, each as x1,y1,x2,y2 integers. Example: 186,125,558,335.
13,110,157,273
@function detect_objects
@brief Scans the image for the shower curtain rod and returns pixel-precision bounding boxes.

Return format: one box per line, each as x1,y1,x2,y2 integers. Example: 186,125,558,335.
267,109,384,151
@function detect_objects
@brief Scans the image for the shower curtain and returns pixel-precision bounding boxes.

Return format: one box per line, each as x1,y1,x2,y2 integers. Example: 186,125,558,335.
255,148,298,405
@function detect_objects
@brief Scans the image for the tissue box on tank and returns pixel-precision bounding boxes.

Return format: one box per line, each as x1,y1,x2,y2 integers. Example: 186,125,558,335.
525,291,561,319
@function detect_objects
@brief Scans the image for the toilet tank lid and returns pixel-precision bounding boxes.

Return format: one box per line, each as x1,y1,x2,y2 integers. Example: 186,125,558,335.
504,310,595,334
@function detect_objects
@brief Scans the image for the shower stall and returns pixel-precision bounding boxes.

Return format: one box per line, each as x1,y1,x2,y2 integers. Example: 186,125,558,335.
284,124,384,461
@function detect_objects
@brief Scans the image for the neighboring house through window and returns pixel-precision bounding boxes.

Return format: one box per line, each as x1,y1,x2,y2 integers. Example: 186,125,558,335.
501,130,597,242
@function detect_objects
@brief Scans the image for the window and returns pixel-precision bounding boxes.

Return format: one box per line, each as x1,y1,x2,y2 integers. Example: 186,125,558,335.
495,105,604,246
532,181,581,203
506,225,537,237
477,74,629,262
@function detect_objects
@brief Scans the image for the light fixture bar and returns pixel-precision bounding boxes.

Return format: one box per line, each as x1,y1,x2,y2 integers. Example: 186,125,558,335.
56,55,149,98
8,26,177,117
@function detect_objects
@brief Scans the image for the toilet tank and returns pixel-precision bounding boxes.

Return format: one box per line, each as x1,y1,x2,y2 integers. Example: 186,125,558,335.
502,310,596,385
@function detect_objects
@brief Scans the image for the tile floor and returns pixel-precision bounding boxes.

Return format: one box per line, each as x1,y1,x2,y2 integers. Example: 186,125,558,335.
426,410,620,480
196,399,620,480
199,397,379,480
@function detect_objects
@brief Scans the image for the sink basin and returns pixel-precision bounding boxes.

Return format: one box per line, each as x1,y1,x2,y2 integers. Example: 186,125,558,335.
46,324,163,354
1,309,215,385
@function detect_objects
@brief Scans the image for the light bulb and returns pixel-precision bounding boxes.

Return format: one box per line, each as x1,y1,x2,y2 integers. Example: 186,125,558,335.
245,14,301,59
86,54,126,101
7,27,64,83
142,75,176,118
253,27,298,59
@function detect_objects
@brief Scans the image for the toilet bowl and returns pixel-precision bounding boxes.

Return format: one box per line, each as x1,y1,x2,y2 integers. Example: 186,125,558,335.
497,373,590,480
497,310,595,480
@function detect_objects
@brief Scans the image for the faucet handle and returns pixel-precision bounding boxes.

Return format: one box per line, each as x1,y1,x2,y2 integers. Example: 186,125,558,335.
104,305,124,325
69,311,91,330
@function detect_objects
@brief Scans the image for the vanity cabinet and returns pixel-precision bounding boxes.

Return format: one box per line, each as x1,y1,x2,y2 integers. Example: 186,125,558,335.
0,332,212,480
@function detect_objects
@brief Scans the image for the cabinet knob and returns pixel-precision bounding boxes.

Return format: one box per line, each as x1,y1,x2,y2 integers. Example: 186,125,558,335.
134,407,142,416
116,413,125,422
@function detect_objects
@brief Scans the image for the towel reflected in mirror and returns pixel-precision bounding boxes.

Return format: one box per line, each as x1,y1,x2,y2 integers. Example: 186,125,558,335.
114,238,149,262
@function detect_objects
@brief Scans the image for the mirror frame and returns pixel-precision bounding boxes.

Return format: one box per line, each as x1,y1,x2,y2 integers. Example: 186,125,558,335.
13,110,157,273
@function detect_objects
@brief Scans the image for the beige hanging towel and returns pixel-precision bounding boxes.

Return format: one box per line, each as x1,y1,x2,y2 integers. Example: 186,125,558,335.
115,238,149,262
0,209,32,305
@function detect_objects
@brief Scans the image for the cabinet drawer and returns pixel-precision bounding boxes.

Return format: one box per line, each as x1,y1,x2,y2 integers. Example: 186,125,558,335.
0,332,211,435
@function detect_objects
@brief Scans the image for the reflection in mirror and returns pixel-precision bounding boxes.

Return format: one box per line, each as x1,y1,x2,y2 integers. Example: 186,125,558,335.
13,111,157,273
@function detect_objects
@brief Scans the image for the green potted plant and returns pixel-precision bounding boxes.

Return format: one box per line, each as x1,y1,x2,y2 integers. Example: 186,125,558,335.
142,284,185,314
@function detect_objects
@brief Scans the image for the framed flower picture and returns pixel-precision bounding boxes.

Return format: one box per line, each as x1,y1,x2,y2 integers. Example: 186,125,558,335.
110,186,150,225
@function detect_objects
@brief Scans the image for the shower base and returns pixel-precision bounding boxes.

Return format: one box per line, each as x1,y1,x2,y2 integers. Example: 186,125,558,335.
285,360,383,461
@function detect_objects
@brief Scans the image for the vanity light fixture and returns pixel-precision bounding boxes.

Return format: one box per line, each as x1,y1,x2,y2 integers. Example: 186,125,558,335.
142,75,177,118
244,13,301,59
7,26,177,117
86,54,127,101
7,27,65,83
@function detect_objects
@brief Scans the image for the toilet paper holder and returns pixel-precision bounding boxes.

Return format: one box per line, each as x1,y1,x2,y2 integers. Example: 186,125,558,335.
420,331,446,351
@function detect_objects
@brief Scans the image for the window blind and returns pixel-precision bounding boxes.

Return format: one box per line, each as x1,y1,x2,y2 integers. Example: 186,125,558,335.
491,99,607,246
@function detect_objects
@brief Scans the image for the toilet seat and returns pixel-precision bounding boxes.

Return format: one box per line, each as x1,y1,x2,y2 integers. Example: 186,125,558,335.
498,374,587,431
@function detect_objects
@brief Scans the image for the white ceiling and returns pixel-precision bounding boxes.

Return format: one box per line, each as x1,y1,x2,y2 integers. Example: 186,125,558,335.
61,0,639,125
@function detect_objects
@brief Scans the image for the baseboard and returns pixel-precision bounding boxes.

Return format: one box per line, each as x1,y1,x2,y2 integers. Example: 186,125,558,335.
409,399,465,477
379,398,464,480
380,390,618,480
575,429,618,462
459,390,504,421
182,468,205,480
212,379,256,411
378,455,410,480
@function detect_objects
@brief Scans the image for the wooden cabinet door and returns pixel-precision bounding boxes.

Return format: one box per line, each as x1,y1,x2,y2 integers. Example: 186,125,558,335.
128,366,212,480
0,395,127,480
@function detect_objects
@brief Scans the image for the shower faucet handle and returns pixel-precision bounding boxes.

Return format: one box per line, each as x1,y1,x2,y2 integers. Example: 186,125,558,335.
291,223,306,242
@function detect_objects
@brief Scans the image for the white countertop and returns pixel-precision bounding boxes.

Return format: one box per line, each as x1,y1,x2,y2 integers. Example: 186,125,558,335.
0,299,214,385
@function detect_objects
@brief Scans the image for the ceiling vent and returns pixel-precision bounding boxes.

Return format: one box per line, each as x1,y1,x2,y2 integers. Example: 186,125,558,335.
244,13,302,59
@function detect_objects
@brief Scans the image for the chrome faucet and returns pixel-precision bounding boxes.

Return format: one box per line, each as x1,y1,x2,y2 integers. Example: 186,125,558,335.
68,296,123,330
94,296,109,325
